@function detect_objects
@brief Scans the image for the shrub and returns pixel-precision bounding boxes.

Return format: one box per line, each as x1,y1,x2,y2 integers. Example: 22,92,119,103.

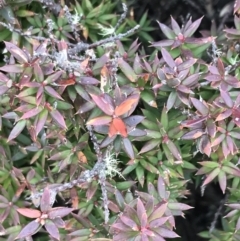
1,0,240,241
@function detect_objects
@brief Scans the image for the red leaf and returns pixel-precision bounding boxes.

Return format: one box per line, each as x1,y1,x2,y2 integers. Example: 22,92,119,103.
16,220,40,239
181,129,204,140
56,78,76,86
17,208,41,218
115,94,139,116
109,118,127,138
90,94,114,115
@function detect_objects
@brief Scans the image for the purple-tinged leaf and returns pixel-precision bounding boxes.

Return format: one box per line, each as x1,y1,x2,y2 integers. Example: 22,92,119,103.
151,39,174,47
149,217,169,228
119,215,139,231
181,129,204,140
148,203,168,222
4,41,29,63
155,227,180,238
177,85,193,94
234,0,240,14
108,200,120,213
48,207,74,219
16,220,40,239
166,91,177,112
53,217,65,228
20,107,43,120
206,119,216,138
136,199,147,227
184,16,203,37
44,220,59,241
92,54,109,72
226,136,238,155
0,86,9,95
17,208,41,218
138,139,160,154
87,116,112,126
79,77,99,85
157,21,175,39
161,48,176,69
224,75,240,88
151,233,166,241
211,133,225,147
44,86,63,100
166,140,182,160
216,110,232,121
202,167,220,186
34,64,44,82
226,204,240,210
0,64,24,73
90,94,114,115
222,166,240,177
177,58,197,71
128,128,146,137
40,188,51,212
222,139,230,158
157,177,167,199
110,222,131,232
77,101,95,114
198,135,211,156
182,73,200,86
190,97,208,115
171,16,181,35
218,170,227,194
145,196,154,216
140,159,159,174
35,109,48,136
122,138,135,159
181,117,206,128
220,89,233,108
118,58,137,82
44,71,63,85
50,110,67,129
7,120,26,142
204,74,222,82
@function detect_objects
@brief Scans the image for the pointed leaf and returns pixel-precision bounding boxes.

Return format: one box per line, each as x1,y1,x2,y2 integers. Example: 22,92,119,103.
17,208,41,218
90,94,114,115
44,86,63,100
7,120,26,142
115,94,139,116
118,58,137,82
4,41,28,63
16,220,40,239
48,207,74,219
161,48,176,69
184,17,203,37
122,138,135,159
87,116,112,126
44,220,59,241
50,110,67,129
202,167,220,186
